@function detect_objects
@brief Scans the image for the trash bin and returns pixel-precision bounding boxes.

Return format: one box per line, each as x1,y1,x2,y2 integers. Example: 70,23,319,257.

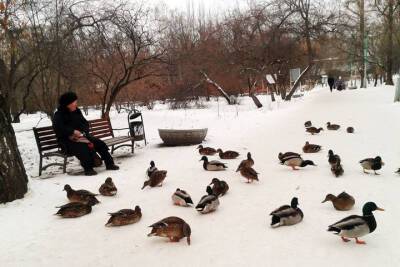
128,109,147,145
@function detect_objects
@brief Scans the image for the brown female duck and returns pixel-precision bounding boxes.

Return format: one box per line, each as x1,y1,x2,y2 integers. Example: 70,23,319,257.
197,145,217,156
147,216,191,245
236,152,254,171
327,122,340,130
64,184,100,205
99,177,117,196
322,192,355,211
105,205,142,226
217,149,239,159
237,165,259,183
209,178,229,197
142,170,167,189
54,202,94,218
302,141,322,153
306,127,323,135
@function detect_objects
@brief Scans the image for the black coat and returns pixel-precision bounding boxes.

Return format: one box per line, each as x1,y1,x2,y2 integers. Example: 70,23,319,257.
52,107,90,145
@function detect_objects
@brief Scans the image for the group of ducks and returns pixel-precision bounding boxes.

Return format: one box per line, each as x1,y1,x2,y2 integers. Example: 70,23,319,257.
53,119,392,246
277,121,387,176
270,193,384,245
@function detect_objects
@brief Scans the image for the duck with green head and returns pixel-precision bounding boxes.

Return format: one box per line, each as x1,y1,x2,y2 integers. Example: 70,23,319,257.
328,202,384,244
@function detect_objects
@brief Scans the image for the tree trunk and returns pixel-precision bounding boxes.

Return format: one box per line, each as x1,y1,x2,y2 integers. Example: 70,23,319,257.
360,0,366,88
385,0,394,85
201,71,231,104
285,64,313,100
0,100,28,203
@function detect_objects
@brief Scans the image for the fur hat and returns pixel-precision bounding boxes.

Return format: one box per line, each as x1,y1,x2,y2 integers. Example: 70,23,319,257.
59,92,78,107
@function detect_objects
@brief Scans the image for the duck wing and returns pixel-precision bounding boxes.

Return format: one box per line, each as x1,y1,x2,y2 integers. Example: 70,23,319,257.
76,189,98,197
328,215,365,231
109,209,135,217
270,205,291,216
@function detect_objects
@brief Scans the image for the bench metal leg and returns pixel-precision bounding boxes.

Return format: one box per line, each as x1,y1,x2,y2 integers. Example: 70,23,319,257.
111,145,115,154
39,156,43,176
63,156,67,173
131,141,134,153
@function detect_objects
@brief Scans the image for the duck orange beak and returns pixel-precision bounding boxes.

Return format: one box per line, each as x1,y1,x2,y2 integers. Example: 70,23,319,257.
377,207,385,211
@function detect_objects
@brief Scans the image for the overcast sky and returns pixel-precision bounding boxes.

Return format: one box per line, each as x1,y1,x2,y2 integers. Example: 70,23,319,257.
150,0,249,14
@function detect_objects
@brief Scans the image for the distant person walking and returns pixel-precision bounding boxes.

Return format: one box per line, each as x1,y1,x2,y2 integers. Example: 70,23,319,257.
335,76,345,91
53,92,119,176
328,76,335,92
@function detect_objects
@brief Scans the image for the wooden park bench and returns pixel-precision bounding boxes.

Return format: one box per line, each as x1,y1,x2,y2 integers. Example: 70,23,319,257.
33,118,135,176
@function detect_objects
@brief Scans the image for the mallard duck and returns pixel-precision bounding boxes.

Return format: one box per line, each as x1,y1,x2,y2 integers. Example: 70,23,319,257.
147,161,158,178
328,202,384,244
195,186,220,213
172,188,193,207
322,192,355,211
148,216,191,245
278,152,301,163
236,152,254,171
199,156,227,171
306,127,323,135
197,145,217,156
105,205,142,226
217,148,240,159
304,121,312,127
54,202,93,218
347,127,354,133
237,165,259,183
328,150,341,166
63,184,100,205
142,170,167,189
396,168,400,174
209,178,229,197
280,154,316,170
331,162,344,177
302,141,322,153
270,197,304,227
99,177,117,196
360,156,384,175
327,122,340,130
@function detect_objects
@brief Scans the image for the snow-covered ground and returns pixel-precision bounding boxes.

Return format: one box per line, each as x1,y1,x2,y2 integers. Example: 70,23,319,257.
1,85,400,267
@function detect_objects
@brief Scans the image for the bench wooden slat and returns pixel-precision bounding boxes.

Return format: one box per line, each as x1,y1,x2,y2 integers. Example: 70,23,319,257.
39,139,59,147
37,134,58,142
41,144,61,151
90,120,109,126
89,118,108,124
104,137,134,146
34,126,54,132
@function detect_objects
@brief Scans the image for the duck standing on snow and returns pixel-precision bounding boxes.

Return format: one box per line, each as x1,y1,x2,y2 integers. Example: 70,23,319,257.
197,145,217,156
236,152,254,171
278,152,301,163
360,156,384,175
146,161,158,178
328,150,343,177
142,170,167,189
303,141,322,153
99,177,117,196
347,127,354,133
328,202,384,244
105,205,142,226
172,188,193,207
237,165,259,183
195,186,220,214
199,156,227,171
147,216,191,245
327,122,340,130
55,202,94,218
217,148,240,159
306,127,323,135
280,154,316,170
322,192,355,211
304,121,312,127
64,184,100,205
209,178,229,197
270,197,304,227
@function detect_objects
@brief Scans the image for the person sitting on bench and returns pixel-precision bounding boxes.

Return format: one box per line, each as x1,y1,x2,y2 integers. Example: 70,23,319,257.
52,92,119,176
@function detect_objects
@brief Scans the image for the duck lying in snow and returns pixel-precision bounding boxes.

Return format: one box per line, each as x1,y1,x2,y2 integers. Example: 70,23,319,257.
270,197,304,227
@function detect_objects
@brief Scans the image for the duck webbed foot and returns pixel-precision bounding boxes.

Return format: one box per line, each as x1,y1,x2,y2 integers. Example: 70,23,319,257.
341,237,351,242
355,238,366,244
